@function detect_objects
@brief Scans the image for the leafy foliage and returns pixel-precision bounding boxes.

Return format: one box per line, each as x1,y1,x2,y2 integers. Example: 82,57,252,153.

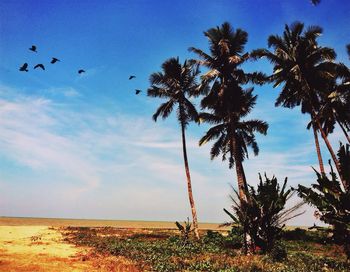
175,217,193,244
269,242,287,262
224,174,304,253
251,21,346,186
296,143,350,258
64,227,350,271
251,22,337,115
312,60,350,143
148,57,200,127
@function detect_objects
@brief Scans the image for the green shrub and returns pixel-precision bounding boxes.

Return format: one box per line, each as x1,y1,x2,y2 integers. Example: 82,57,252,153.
203,230,225,245
175,217,193,244
270,242,287,262
296,144,350,258
224,174,304,254
282,228,307,240
225,226,244,249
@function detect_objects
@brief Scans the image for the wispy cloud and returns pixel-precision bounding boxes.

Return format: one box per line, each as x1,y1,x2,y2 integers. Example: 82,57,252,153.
0,83,346,225
0,96,100,190
45,86,81,98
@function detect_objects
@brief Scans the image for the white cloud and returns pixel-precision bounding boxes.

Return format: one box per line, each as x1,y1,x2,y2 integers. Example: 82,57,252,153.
0,84,346,226
0,97,100,190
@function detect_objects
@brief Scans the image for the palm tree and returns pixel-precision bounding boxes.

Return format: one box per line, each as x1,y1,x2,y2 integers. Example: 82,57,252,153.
329,60,350,143
189,22,267,201
314,47,350,144
297,143,350,257
251,22,346,186
147,57,201,239
199,88,268,201
317,82,350,144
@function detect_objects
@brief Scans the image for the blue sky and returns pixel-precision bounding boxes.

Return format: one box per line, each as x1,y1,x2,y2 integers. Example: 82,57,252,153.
0,0,349,225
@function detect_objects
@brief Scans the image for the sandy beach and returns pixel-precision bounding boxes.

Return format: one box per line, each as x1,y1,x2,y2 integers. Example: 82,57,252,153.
0,217,225,271
0,225,138,272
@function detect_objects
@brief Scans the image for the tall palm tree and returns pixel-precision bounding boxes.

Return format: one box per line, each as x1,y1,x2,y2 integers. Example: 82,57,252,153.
199,88,268,201
189,22,267,201
251,22,346,186
147,57,201,239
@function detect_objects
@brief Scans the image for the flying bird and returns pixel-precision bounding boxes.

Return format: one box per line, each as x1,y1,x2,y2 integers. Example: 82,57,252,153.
51,57,60,64
78,69,85,74
34,64,45,70
19,63,29,72
29,45,37,52
129,75,136,80
135,89,142,95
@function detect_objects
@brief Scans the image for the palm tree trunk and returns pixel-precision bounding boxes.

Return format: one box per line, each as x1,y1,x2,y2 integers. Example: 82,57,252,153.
235,159,248,201
180,121,200,240
311,120,325,175
337,119,350,144
230,137,247,202
313,111,348,190
302,78,347,188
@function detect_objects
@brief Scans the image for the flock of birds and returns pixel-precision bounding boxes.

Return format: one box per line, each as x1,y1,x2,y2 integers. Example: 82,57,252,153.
19,45,142,95
19,45,62,73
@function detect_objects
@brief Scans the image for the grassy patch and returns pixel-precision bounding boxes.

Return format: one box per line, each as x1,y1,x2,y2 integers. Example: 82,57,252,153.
63,227,349,272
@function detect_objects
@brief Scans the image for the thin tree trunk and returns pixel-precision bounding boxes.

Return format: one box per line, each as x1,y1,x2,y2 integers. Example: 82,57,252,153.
311,120,325,175
180,121,200,240
313,111,348,190
337,119,350,144
302,77,347,189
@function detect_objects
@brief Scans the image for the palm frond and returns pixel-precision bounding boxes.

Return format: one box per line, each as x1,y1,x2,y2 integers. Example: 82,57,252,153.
152,99,175,121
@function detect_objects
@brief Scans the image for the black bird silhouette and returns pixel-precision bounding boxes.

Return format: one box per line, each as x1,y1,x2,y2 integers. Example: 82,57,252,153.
129,75,136,80
29,45,37,52
135,89,142,95
51,57,60,64
19,63,29,72
34,64,45,70
78,69,85,74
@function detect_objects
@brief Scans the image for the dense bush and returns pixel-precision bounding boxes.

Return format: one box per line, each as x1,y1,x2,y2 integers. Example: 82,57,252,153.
269,242,287,262
282,228,329,244
297,143,350,258
224,174,304,253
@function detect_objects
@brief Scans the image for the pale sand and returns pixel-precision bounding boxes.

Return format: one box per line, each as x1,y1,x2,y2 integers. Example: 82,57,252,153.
0,226,138,272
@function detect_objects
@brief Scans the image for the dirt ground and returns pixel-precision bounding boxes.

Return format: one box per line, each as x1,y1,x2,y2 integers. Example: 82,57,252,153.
0,226,139,272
